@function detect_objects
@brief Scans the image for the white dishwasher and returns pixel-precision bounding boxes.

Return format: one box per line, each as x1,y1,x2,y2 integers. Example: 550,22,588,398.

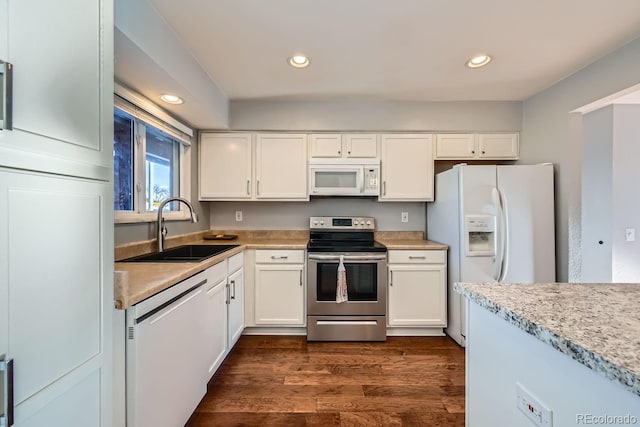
126,270,208,427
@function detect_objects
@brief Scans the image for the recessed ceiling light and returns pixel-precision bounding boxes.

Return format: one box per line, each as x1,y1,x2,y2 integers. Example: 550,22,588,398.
160,94,184,104
288,55,310,68
466,54,492,69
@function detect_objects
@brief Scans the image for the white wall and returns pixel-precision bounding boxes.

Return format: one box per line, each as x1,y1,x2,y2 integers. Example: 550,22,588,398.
230,100,522,131
210,199,425,231
521,36,640,281
581,104,640,283
581,106,613,281
466,301,640,426
611,104,640,281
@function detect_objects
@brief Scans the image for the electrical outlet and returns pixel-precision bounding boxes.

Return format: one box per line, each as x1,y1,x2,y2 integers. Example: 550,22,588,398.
625,228,636,242
401,212,409,223
235,211,243,222
516,383,553,426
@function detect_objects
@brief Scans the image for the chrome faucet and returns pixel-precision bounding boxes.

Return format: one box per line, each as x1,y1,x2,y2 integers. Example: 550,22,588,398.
157,197,198,252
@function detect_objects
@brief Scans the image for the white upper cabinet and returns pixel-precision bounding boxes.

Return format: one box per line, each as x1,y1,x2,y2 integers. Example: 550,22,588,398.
199,133,253,200
434,133,519,160
309,134,342,158
0,0,113,180
310,134,378,159
435,134,477,159
477,133,519,159
380,134,434,201
255,133,308,200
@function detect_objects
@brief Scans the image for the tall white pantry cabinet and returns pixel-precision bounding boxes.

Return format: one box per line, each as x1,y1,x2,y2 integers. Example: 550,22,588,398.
0,1,114,426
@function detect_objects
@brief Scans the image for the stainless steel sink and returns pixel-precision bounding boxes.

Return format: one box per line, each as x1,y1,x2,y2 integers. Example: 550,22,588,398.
120,244,239,262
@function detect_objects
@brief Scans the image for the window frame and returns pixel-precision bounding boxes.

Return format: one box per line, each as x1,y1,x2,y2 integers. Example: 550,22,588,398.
114,84,193,224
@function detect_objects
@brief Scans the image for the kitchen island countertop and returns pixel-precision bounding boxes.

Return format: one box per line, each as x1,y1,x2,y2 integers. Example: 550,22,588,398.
455,282,640,397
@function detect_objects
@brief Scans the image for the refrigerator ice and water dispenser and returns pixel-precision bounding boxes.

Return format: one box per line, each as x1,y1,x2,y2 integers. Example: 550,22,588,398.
464,215,495,256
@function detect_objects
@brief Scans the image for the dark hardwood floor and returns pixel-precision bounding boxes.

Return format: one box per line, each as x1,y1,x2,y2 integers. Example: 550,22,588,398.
186,335,465,427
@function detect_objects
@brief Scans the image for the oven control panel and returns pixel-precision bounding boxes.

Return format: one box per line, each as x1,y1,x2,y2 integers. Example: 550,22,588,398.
309,216,375,230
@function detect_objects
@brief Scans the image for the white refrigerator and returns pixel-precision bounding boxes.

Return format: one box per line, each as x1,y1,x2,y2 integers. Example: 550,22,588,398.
427,164,556,346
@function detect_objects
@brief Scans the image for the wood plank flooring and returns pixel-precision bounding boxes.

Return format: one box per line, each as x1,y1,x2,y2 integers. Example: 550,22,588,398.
185,336,465,426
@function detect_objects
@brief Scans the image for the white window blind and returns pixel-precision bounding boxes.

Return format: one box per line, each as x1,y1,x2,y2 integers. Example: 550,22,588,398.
114,83,193,146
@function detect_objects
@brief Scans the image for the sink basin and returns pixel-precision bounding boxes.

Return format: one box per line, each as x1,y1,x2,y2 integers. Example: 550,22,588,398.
121,244,240,262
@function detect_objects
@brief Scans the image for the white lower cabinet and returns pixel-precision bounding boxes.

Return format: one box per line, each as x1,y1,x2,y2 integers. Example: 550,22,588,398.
254,250,305,326
227,253,245,348
203,261,229,380
387,250,447,330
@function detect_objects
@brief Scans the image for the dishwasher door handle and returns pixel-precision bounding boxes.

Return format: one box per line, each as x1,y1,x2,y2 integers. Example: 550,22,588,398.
1,355,14,427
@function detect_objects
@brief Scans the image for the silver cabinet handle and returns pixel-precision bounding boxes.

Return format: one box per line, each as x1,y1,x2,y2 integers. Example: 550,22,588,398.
409,256,426,260
246,180,250,195
383,181,386,196
230,279,236,300
257,180,260,195
299,269,303,286
0,61,13,130
271,255,288,260
389,270,393,286
1,355,14,427
225,282,230,305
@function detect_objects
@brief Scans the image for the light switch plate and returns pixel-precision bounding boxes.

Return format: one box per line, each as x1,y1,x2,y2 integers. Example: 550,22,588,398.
625,228,635,242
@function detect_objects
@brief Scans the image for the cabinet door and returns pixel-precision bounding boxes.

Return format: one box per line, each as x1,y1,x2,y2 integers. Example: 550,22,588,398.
310,134,342,158
204,279,228,380
0,168,112,426
199,133,253,200
388,265,446,327
477,133,519,159
254,265,305,325
380,134,434,201
227,268,244,349
255,134,308,200
435,134,476,159
343,134,378,158
0,0,112,180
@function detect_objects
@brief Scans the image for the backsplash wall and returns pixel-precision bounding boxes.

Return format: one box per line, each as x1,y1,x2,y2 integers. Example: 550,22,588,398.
209,199,426,231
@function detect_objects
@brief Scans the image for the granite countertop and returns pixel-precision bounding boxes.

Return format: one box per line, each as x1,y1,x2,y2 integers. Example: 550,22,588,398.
455,282,640,397
114,230,447,310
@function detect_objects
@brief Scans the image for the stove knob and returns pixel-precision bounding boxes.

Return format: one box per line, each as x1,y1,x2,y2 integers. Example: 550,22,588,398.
313,221,318,226
320,220,325,225
366,221,371,226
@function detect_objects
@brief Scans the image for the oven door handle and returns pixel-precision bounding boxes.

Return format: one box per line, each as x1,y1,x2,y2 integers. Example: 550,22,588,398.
308,254,387,261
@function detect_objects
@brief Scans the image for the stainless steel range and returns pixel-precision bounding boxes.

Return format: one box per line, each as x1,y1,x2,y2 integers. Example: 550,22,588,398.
306,216,387,341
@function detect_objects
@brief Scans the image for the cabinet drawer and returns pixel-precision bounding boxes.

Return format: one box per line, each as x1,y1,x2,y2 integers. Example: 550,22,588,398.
255,250,305,264
227,252,244,273
207,260,228,285
388,250,446,264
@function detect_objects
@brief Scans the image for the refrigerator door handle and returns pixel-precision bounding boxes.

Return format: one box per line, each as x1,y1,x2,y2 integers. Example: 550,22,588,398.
492,187,506,281
498,188,509,282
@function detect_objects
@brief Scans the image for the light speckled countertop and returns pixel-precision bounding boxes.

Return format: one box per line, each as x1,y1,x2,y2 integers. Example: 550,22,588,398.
455,282,640,397
115,230,446,310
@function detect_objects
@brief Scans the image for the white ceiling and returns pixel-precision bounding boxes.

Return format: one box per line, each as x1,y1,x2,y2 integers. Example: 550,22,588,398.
147,0,640,102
